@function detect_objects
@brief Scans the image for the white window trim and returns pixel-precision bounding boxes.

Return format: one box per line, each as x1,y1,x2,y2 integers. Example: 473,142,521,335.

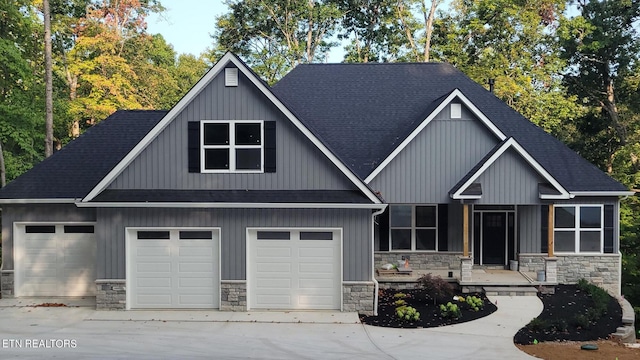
554,204,604,254
389,205,438,252
201,120,264,173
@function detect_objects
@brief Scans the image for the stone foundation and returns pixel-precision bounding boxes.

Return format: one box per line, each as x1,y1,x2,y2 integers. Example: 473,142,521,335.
96,280,126,310
556,254,621,294
220,281,247,311
343,282,374,315
517,254,546,273
460,257,473,282
1,271,14,297
375,252,463,270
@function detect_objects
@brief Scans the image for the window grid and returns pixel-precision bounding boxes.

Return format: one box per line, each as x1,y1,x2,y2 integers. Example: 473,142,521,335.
554,205,603,253
389,205,438,251
201,120,263,173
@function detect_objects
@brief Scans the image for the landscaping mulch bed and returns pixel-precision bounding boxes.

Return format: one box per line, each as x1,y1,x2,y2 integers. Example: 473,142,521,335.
513,284,622,345
360,288,497,328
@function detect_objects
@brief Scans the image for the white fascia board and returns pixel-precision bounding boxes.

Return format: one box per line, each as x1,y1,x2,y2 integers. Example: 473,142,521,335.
82,52,381,205
452,138,570,200
75,202,387,210
365,89,507,183
450,195,482,200
569,191,636,197
0,198,76,204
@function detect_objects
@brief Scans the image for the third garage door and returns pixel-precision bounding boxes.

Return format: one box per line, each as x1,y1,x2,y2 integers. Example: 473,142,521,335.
248,229,341,310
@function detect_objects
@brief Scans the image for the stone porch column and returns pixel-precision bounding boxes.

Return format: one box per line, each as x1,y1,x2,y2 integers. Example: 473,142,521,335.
460,257,473,282
544,257,558,283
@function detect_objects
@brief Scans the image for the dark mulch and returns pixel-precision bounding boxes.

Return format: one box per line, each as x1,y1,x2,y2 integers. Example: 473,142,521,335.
513,284,623,344
360,288,497,328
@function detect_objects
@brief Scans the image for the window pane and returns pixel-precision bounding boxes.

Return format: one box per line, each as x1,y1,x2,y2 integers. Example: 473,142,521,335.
416,206,436,227
390,206,411,227
416,229,436,250
64,225,94,233
300,231,333,240
554,207,575,228
554,231,575,252
203,123,229,145
204,149,229,170
391,229,411,250
257,231,290,240
235,123,261,145
580,231,601,252
137,231,170,239
25,225,56,233
179,231,212,240
580,207,601,228
236,149,261,170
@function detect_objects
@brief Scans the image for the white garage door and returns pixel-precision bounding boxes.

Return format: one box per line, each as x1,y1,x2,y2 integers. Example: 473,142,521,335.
128,229,219,309
16,224,96,297
248,229,341,310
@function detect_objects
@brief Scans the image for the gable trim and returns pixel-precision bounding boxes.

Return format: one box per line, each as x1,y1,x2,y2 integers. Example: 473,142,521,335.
364,89,507,183
569,191,635,197
81,52,381,204
450,137,570,200
0,198,77,204
75,202,387,210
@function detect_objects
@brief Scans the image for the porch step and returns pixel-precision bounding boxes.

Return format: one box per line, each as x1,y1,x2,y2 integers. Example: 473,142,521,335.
483,286,539,296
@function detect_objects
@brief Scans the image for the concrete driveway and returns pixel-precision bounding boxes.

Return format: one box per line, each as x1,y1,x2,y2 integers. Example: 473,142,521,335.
0,296,542,359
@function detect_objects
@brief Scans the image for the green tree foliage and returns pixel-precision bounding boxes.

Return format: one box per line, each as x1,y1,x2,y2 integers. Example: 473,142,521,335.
212,0,343,83
0,0,44,180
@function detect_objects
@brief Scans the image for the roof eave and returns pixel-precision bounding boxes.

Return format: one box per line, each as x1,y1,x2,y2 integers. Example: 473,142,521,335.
75,201,387,210
0,198,77,204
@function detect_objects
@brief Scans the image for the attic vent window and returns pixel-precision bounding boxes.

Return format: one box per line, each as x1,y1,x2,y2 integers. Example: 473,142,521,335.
225,68,238,87
451,103,462,119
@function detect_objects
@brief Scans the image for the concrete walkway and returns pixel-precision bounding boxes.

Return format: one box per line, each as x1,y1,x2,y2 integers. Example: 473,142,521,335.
0,295,542,359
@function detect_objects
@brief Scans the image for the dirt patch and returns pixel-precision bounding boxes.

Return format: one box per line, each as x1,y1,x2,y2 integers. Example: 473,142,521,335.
360,288,497,328
517,340,640,359
31,303,67,307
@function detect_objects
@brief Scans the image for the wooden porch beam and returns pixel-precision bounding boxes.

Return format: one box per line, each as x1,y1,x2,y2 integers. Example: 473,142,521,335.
548,204,554,257
463,203,469,257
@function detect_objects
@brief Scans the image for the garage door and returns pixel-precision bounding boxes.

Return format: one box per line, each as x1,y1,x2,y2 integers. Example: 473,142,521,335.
16,224,96,297
248,229,341,310
128,229,219,309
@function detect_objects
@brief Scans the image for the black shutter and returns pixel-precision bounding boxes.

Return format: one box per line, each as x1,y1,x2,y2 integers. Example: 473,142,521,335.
541,205,549,253
188,121,200,173
604,205,614,253
378,207,389,251
438,204,448,251
264,121,276,173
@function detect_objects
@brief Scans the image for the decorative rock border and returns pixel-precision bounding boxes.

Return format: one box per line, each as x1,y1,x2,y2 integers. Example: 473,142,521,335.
612,295,637,343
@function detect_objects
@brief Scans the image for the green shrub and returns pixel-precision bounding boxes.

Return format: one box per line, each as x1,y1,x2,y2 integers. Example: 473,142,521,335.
393,299,406,306
576,279,611,321
572,314,591,329
439,302,462,319
417,273,454,304
465,295,484,311
552,319,568,332
396,305,420,322
527,317,548,331
393,292,407,299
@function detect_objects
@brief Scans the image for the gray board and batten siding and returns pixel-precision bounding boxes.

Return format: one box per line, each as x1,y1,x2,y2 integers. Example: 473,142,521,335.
1,204,97,270
97,207,372,282
368,103,499,203
108,67,357,192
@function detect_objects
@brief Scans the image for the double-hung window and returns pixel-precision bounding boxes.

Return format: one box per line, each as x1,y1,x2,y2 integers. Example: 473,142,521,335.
201,120,263,172
389,205,437,251
554,205,603,253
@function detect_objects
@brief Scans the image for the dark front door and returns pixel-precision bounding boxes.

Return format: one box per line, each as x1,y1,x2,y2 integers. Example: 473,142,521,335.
482,212,507,265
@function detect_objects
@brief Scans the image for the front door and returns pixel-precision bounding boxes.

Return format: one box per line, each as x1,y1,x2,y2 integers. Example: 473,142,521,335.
482,212,507,265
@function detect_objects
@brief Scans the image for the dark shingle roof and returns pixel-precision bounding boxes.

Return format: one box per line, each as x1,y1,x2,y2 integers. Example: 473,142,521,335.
0,110,167,199
272,63,627,192
93,190,371,203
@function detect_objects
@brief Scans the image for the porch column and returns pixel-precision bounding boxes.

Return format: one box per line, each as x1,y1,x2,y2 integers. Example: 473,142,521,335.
463,204,469,257
547,204,554,257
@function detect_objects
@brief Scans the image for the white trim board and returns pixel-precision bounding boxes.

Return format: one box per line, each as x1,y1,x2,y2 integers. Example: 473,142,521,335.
364,89,507,183
450,137,571,200
76,202,386,210
81,52,381,205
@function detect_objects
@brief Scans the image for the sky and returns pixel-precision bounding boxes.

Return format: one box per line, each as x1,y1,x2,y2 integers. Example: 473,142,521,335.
146,0,227,57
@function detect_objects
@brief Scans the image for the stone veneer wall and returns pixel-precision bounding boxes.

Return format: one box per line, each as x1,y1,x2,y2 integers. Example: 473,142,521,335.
1,271,14,297
220,281,247,311
556,254,621,294
374,252,463,270
96,280,126,310
343,282,374,315
517,254,546,273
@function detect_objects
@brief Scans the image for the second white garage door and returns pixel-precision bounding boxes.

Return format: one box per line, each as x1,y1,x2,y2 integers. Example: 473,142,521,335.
248,229,341,310
127,228,219,309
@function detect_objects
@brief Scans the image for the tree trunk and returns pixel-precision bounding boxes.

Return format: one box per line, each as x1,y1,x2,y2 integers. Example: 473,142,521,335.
423,0,440,62
44,0,54,157
603,76,626,146
397,0,420,60
0,140,5,187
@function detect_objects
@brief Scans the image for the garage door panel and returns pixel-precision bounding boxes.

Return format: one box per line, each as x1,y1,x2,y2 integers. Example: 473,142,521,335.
256,246,291,257
256,278,291,289
136,294,172,306
299,295,335,307
298,263,334,274
298,279,334,289
256,294,291,305
256,262,291,273
129,229,218,309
